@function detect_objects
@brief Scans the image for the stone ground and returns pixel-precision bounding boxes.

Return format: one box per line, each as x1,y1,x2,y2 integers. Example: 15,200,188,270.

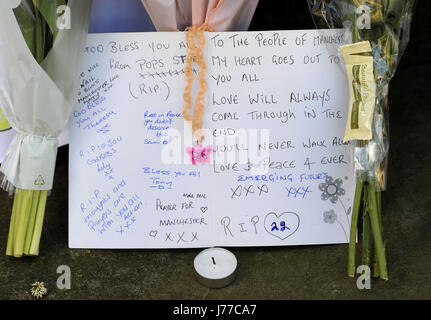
0,1,430,300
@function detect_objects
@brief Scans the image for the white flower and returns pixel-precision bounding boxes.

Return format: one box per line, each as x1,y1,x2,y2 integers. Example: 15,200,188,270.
30,281,47,299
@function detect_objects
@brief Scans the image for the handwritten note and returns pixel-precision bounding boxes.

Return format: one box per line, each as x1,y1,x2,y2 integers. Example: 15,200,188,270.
69,30,355,248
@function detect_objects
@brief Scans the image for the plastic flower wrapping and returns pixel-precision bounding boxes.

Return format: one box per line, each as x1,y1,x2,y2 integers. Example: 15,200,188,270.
308,0,416,279
0,0,92,257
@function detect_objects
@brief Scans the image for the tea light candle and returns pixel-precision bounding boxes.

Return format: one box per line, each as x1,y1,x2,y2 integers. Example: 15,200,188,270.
194,247,237,288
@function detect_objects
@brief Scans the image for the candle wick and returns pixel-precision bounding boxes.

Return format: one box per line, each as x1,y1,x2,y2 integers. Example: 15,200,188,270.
212,257,216,265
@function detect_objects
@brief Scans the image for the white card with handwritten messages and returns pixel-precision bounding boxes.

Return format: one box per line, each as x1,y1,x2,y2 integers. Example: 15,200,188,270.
69,29,355,248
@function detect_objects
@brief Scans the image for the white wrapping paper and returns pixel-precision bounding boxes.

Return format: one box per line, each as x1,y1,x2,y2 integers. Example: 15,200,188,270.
0,0,92,190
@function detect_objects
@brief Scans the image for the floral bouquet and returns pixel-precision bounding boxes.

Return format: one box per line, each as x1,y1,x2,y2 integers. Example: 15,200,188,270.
0,0,92,257
308,0,416,280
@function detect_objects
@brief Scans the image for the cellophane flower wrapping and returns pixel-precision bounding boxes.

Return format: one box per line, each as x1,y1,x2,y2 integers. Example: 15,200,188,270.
308,0,415,189
307,0,416,280
0,0,92,257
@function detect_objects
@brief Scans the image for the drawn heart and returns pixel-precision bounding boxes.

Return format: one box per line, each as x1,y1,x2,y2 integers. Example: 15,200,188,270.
264,212,300,240
200,206,208,213
149,230,158,238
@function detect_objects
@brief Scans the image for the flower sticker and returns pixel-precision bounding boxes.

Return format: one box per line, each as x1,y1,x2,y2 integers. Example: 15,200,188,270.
319,176,351,242
319,176,345,204
323,210,337,224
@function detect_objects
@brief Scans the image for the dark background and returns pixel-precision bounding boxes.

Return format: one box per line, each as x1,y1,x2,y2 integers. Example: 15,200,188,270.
0,0,429,299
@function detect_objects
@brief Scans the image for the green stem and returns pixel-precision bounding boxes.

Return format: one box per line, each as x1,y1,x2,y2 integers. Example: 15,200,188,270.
348,174,364,277
372,190,382,277
13,189,23,245
29,190,47,256
6,191,20,256
13,189,33,257
367,180,388,280
372,242,380,277
34,0,46,64
361,183,373,266
24,190,41,255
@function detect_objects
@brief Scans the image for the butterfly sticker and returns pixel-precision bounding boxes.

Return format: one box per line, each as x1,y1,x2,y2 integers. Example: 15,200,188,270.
186,145,213,165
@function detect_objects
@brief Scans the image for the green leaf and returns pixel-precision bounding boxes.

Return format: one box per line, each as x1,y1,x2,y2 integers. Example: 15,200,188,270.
13,0,51,63
35,0,66,41
13,0,37,56
34,5,46,64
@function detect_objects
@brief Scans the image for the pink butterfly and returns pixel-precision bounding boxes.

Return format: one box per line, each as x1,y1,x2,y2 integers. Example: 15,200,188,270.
186,145,213,165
